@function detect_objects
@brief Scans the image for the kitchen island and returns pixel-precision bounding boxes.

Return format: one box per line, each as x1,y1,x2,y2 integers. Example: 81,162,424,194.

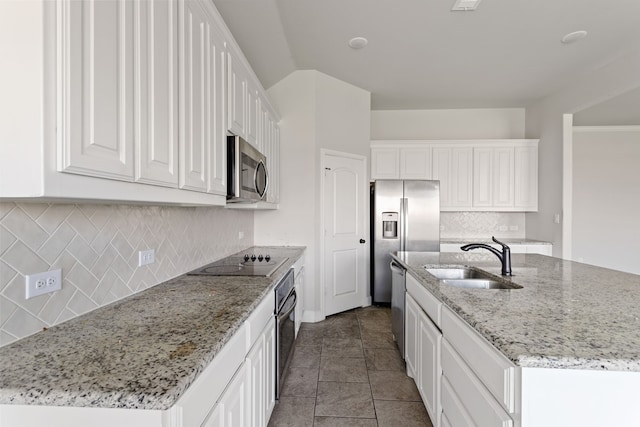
0,246,305,426
393,251,640,426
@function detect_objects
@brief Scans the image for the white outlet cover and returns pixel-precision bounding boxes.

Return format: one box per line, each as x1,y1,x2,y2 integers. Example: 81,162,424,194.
138,249,155,267
25,269,62,299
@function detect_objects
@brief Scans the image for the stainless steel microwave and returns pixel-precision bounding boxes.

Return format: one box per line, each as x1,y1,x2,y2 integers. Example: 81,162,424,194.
227,135,269,203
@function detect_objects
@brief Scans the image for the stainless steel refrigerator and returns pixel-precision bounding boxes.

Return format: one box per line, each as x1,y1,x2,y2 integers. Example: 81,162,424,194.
371,180,440,359
371,180,440,303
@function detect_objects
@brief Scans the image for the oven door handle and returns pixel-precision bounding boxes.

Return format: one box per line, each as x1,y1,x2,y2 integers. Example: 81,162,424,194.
277,290,297,320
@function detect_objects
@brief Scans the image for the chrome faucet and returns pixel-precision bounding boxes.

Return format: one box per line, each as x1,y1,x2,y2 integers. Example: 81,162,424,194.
460,236,512,276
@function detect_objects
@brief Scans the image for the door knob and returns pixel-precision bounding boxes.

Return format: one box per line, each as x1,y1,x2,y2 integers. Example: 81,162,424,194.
359,239,366,244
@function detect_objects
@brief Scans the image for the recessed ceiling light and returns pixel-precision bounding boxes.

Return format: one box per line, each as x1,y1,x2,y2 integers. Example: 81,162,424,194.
348,37,368,49
451,0,482,11
561,30,588,44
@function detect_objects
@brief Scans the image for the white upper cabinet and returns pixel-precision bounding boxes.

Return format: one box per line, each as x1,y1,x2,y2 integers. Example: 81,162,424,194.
179,0,227,195
400,147,432,179
371,140,538,211
370,143,430,179
474,146,515,208
514,145,538,210
135,0,180,187
58,0,136,181
227,48,248,139
371,147,400,179
1,0,281,206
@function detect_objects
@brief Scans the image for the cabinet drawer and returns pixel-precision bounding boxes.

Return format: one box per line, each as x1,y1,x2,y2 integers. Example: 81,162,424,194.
246,293,275,351
407,273,441,328
442,340,513,427
442,307,516,413
441,376,475,427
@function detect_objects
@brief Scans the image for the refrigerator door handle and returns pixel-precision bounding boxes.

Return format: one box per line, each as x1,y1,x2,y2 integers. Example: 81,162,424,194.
400,198,408,251
390,260,406,275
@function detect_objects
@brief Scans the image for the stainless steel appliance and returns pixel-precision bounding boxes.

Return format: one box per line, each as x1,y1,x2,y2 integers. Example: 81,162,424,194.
227,135,269,203
274,268,296,399
390,259,407,358
371,180,440,302
187,253,288,277
371,180,440,358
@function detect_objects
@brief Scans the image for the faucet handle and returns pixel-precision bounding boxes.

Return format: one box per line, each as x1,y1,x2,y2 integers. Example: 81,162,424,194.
492,236,510,251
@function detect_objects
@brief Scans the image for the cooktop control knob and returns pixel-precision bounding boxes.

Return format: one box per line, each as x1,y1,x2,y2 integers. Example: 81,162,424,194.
251,254,256,262
244,254,250,262
258,254,264,262
265,255,271,262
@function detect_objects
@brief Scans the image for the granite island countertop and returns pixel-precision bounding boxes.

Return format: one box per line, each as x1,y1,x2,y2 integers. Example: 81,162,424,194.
392,251,640,371
0,246,305,410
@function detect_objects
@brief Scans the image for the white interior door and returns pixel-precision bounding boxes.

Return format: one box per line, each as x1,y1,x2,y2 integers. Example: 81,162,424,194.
323,151,367,317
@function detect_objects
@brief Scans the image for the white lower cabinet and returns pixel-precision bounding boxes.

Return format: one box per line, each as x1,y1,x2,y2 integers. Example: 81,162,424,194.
441,340,513,427
406,294,441,426
406,272,516,427
245,320,276,427
204,362,250,427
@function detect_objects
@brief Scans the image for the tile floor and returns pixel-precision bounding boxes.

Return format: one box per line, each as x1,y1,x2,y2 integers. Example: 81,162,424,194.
268,306,433,426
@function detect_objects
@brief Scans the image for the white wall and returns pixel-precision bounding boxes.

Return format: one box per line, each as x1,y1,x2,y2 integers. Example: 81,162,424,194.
571,127,640,274
525,46,640,256
371,108,525,140
0,203,253,347
257,70,371,321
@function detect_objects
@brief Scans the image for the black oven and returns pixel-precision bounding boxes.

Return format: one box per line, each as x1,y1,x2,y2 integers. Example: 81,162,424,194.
274,268,296,399
227,135,269,203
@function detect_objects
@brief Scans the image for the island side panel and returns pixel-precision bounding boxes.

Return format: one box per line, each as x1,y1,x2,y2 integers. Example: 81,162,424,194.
521,367,640,426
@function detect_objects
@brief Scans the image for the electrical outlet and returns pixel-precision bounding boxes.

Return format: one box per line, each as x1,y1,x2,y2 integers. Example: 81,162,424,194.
138,249,155,267
238,231,245,240
25,269,62,299
499,225,508,231
510,225,519,231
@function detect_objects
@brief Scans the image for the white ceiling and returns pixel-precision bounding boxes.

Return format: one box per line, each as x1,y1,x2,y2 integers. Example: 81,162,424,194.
213,0,640,110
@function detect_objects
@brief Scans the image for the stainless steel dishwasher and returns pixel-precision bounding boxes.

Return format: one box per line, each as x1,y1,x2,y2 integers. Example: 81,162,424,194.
390,259,406,359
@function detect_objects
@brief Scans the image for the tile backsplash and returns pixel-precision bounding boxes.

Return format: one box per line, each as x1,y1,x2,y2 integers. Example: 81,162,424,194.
441,212,525,239
0,202,253,347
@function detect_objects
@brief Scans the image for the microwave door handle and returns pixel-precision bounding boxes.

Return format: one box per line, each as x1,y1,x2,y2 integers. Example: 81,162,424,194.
254,159,268,199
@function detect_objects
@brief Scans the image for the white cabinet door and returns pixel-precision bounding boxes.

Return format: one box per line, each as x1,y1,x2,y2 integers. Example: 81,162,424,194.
227,48,248,139
473,147,493,207
418,309,442,426
206,18,227,196
371,148,400,179
263,319,276,421
473,147,514,208
179,0,211,192
246,82,259,148
514,145,538,211
135,0,179,187
405,294,420,379
58,0,135,181
246,319,276,427
247,334,265,427
217,364,250,427
437,147,473,209
400,147,431,179
492,147,515,208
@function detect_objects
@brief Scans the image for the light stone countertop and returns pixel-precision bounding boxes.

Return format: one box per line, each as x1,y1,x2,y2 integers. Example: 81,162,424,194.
0,246,305,410
392,251,640,371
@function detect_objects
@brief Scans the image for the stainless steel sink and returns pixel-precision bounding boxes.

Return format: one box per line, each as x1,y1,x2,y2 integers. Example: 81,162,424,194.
425,267,493,280
424,267,522,290
441,279,522,289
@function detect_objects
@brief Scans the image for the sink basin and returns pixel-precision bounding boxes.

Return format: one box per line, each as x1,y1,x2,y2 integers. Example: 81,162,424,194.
425,267,494,280
441,279,522,290
424,267,522,290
